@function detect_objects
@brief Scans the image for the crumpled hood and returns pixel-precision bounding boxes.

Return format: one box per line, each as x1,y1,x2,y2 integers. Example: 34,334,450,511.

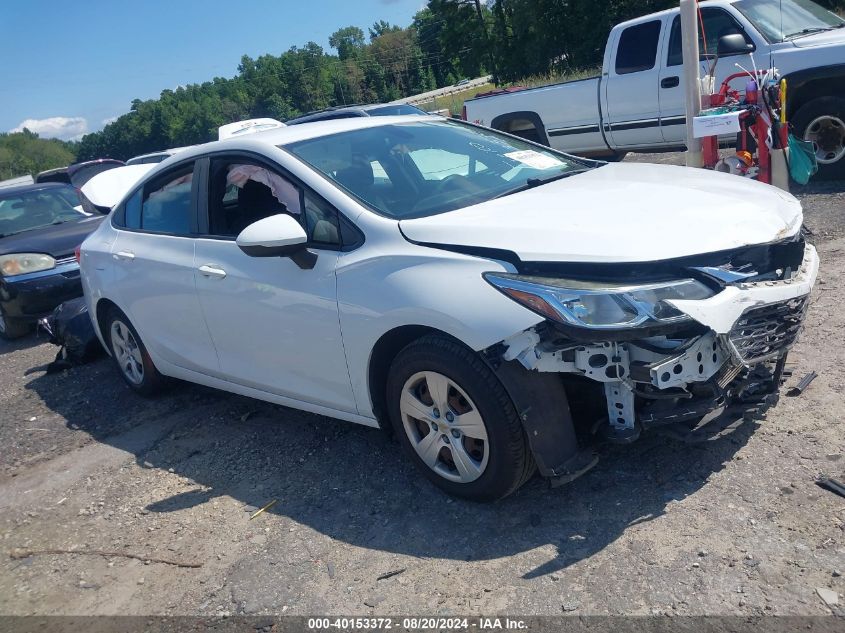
0,216,104,259
399,163,803,263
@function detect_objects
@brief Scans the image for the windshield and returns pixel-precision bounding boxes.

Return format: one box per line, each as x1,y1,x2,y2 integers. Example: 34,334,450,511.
285,121,591,219
734,0,844,42
0,186,84,237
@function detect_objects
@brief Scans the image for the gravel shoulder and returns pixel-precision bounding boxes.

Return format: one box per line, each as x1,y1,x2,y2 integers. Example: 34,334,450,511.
1,160,843,616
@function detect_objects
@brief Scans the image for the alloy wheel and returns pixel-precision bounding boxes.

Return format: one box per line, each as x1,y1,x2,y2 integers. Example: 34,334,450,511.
399,370,489,483
110,320,144,385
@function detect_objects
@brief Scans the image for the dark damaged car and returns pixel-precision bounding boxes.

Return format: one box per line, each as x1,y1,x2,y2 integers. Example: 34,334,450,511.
0,183,103,339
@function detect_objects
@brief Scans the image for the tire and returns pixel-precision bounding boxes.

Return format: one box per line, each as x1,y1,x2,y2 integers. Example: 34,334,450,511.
791,96,845,181
604,151,628,163
509,127,542,144
386,334,535,501
104,308,165,396
0,307,31,340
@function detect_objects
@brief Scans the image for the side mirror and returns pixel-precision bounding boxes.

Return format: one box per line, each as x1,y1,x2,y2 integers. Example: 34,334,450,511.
717,33,753,57
236,214,307,258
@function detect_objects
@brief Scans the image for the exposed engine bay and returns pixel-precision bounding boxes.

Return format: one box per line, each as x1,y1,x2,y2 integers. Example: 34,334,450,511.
488,237,819,448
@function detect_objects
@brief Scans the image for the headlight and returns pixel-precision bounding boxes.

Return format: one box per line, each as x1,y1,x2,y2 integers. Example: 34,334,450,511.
0,253,56,277
484,273,714,329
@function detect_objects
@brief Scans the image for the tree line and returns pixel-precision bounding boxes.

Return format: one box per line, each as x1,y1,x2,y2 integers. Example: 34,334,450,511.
0,130,76,181
8,0,845,170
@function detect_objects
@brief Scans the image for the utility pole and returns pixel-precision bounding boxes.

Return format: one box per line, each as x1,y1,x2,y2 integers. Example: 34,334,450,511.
680,0,703,167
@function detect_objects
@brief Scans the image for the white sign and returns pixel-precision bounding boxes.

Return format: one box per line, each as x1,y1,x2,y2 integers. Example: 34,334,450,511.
505,150,565,170
692,111,742,138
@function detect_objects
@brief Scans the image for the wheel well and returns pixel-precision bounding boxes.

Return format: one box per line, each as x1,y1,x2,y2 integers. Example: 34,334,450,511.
489,111,550,146
367,325,439,433
95,298,120,346
788,76,845,120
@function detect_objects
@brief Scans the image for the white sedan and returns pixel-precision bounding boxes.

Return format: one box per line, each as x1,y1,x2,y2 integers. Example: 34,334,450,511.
80,115,818,500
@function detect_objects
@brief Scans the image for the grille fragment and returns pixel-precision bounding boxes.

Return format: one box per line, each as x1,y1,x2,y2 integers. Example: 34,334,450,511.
729,296,809,364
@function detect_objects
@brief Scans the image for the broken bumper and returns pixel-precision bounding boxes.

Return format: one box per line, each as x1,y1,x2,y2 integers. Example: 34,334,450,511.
502,243,819,442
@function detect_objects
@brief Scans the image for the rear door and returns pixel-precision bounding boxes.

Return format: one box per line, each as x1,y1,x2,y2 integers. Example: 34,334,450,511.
603,19,666,148
109,160,220,374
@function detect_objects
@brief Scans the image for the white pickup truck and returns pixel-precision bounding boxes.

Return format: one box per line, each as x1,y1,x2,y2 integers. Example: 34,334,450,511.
463,0,845,179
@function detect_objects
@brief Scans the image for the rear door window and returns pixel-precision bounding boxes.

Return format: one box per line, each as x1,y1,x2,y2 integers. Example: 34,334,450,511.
139,164,194,234
615,20,662,74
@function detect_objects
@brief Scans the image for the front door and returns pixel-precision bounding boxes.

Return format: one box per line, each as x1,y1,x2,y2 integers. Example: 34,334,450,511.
659,8,763,145
193,155,356,413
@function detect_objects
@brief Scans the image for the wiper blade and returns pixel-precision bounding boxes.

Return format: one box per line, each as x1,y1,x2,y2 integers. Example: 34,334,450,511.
785,26,836,39
495,169,592,198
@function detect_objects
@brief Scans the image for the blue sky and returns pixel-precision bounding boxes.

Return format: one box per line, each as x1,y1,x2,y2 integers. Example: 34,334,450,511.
0,0,423,140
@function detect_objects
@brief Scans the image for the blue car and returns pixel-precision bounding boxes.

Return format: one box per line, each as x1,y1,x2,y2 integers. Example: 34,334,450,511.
0,182,103,339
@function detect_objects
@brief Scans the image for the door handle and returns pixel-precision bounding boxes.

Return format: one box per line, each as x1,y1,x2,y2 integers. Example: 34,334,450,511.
198,264,227,279
661,76,680,89
114,251,135,261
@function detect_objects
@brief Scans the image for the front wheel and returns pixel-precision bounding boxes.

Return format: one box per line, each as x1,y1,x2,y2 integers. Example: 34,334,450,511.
386,334,535,501
792,96,845,181
0,307,31,340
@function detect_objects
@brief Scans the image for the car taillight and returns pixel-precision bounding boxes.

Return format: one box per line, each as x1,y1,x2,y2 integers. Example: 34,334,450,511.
74,245,82,263
461,105,467,121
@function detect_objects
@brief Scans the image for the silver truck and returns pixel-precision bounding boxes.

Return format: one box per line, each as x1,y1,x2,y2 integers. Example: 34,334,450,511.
463,0,845,179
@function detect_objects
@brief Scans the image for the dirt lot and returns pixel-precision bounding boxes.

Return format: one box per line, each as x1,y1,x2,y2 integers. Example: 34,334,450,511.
1,156,844,618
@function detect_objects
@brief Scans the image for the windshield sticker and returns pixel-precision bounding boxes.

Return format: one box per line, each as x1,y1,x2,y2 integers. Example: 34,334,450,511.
505,150,564,170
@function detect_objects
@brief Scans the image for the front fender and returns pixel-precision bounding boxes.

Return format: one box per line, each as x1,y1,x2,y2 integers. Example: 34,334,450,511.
337,247,542,418
781,62,845,118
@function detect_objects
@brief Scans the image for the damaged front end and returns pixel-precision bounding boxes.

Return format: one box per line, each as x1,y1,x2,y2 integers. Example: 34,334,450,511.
484,237,819,481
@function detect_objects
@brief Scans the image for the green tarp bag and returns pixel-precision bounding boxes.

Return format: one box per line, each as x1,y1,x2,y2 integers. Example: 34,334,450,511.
788,134,818,185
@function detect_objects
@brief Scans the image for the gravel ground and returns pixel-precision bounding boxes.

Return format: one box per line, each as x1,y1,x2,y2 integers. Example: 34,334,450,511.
1,158,843,617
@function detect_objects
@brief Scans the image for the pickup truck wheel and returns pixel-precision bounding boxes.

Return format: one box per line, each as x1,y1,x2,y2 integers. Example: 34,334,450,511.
0,308,31,340
792,97,845,181
105,309,165,396
386,334,535,501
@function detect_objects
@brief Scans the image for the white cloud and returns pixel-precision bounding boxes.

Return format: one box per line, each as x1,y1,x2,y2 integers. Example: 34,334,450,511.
9,116,89,141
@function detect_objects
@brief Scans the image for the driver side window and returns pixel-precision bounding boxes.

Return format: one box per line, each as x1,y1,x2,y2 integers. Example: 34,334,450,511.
667,9,753,66
206,157,341,248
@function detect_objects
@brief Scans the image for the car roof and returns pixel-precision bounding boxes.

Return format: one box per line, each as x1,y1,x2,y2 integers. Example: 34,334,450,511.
286,103,425,124
171,114,444,162
285,106,370,125
36,158,125,180
128,147,189,161
68,159,125,174
0,181,75,198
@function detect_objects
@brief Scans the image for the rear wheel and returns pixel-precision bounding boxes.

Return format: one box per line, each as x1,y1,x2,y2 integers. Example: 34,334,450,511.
386,334,535,501
0,308,31,340
792,96,845,181
105,309,165,396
